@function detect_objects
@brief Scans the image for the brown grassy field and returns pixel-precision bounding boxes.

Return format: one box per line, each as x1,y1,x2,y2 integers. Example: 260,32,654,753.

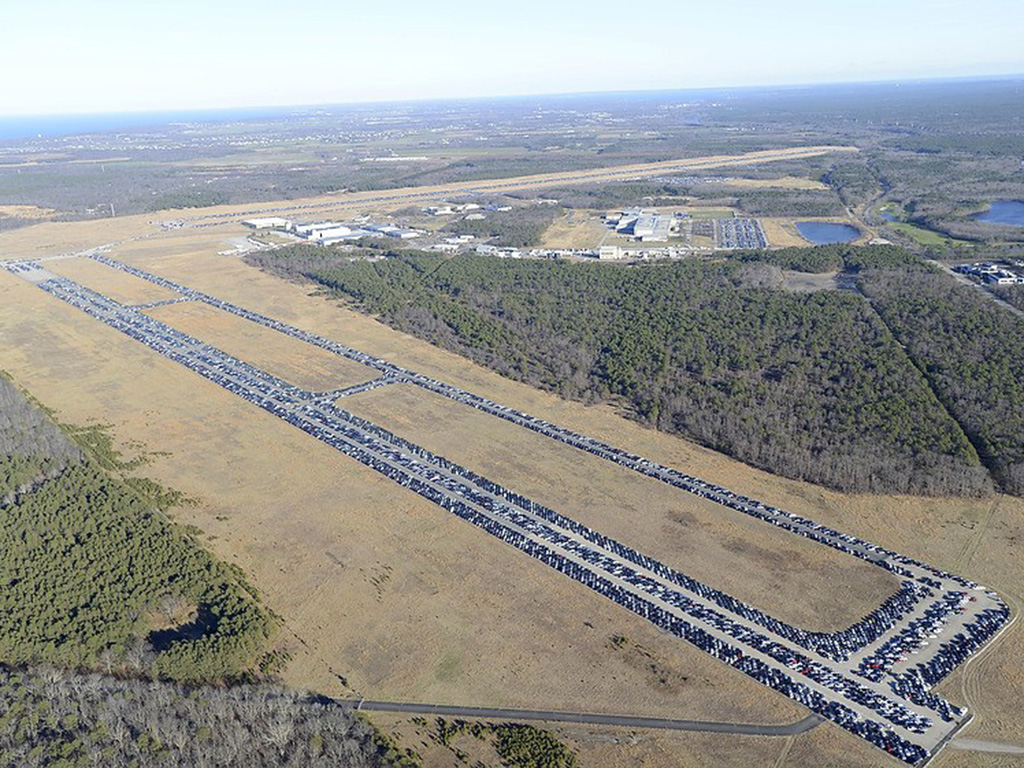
145,300,379,392
342,382,899,631
2,184,1022,766
761,218,808,247
782,270,840,292
367,708,891,768
0,204,56,220
540,210,609,248
0,214,158,260
45,255,181,305
720,176,829,191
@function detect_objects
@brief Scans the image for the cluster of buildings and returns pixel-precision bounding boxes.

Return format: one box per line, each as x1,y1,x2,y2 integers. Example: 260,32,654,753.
422,202,512,216
597,245,689,260
472,244,692,262
954,261,1024,285
474,245,597,260
243,217,424,245
428,234,478,254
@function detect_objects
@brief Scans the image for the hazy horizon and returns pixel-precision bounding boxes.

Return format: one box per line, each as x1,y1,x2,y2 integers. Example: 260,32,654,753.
4,0,1023,117
1,73,1022,142
3,70,1023,119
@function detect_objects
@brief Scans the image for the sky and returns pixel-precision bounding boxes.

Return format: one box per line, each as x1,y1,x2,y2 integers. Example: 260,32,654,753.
2,0,1023,116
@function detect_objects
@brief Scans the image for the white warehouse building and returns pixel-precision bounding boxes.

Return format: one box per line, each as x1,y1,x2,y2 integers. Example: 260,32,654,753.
242,217,291,230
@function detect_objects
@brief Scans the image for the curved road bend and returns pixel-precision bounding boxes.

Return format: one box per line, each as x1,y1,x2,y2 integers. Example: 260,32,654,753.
341,700,824,735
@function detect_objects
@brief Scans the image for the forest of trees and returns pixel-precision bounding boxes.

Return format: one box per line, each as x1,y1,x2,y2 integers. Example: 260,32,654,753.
860,268,1024,495
0,666,401,768
731,243,924,274
0,374,276,682
994,284,1024,312
0,374,82,504
248,246,995,497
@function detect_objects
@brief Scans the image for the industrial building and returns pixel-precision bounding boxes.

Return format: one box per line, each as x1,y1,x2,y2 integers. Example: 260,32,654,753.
610,208,671,242
242,217,291,230
365,223,423,239
292,222,353,241
598,246,626,260
955,262,1024,284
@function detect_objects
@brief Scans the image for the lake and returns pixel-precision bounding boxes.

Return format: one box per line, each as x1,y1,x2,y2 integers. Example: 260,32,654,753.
972,200,1024,227
796,221,861,244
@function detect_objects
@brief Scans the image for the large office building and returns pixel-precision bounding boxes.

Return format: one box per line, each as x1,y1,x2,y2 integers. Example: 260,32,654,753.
612,208,671,242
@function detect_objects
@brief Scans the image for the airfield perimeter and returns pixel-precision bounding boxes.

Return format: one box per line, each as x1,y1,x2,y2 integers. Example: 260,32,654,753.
1,148,1022,768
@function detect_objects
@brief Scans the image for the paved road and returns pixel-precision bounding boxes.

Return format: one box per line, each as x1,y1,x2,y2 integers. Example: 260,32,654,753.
949,738,1024,755
344,700,825,736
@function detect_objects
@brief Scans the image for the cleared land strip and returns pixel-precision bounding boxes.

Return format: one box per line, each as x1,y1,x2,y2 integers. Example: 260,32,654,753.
343,701,825,735
6,253,1011,766
176,146,855,225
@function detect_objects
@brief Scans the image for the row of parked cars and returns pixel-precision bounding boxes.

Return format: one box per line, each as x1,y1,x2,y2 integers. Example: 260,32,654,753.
715,217,768,249
856,592,971,684
291,404,935,763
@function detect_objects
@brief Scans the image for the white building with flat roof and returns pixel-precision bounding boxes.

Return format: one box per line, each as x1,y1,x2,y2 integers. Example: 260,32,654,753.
243,217,291,230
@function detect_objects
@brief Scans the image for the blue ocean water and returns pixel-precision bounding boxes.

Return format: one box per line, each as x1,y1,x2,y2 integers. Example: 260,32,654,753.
0,106,294,141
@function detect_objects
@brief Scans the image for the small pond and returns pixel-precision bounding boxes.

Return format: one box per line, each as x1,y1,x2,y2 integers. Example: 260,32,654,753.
796,221,861,244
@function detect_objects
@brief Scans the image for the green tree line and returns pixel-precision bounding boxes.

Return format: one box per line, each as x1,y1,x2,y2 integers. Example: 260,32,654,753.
248,246,991,497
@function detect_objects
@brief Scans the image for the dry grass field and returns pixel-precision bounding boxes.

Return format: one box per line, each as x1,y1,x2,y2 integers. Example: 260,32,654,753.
688,207,738,219
782,270,840,292
720,176,830,191
145,300,379,392
369,701,898,768
0,213,157,260
539,210,608,248
45,255,181,305
342,382,898,632
0,247,807,733
761,218,809,247
0,204,56,220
